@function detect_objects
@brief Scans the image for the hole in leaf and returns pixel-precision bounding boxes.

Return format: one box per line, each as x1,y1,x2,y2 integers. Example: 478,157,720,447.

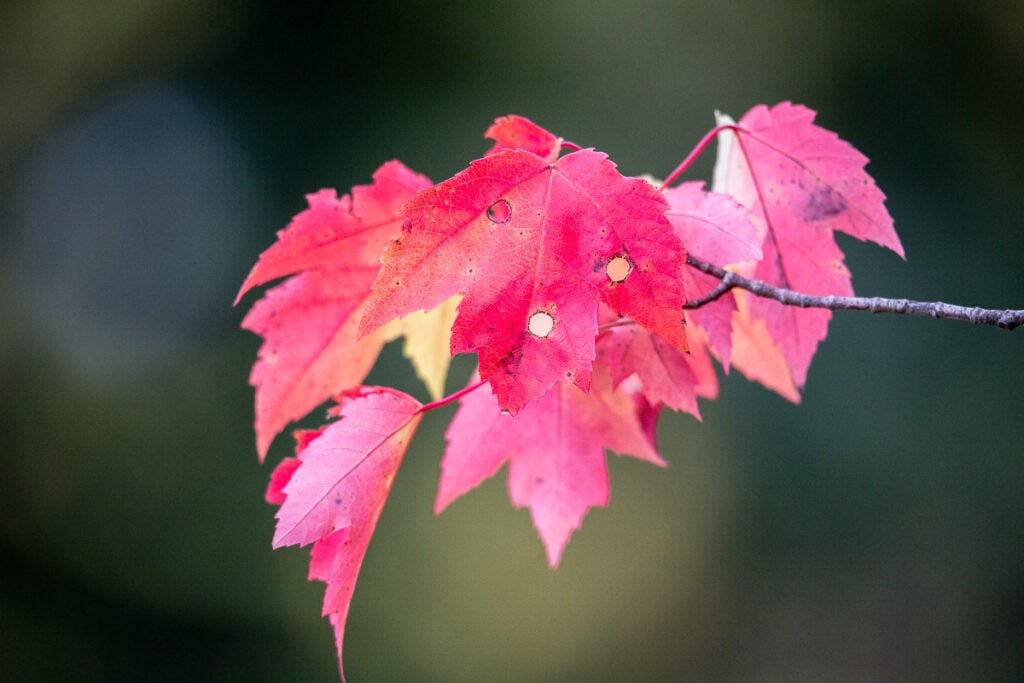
606,256,631,282
528,311,554,338
486,199,512,224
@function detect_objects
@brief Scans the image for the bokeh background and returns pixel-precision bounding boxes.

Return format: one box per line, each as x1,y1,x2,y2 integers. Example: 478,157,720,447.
2,2,1022,680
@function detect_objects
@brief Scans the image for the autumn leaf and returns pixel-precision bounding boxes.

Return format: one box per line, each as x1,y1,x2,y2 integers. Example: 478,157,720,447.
238,162,433,458
663,181,761,368
597,318,718,418
243,266,383,458
236,162,432,302
484,114,562,162
269,386,423,681
227,108,983,682
361,137,688,414
711,102,903,393
729,291,801,403
436,366,664,567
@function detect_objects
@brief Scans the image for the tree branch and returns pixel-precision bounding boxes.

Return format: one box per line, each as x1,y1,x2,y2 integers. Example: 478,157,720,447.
684,256,1024,331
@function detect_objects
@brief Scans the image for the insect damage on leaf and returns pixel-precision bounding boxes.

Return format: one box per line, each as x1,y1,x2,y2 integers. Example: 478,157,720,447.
360,127,688,415
239,106,909,682
485,198,512,223
605,256,631,283
528,310,555,338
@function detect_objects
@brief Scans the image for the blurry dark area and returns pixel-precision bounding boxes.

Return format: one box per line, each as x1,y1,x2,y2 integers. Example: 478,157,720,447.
1,1,1022,680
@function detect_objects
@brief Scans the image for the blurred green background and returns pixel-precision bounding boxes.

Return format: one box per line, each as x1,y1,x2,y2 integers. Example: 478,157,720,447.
2,2,1022,680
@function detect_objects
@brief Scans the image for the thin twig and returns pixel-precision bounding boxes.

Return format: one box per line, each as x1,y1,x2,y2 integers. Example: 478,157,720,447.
684,255,1024,331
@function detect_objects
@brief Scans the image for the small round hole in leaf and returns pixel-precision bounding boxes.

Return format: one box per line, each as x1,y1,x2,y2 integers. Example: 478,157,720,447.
606,256,631,282
486,199,512,224
528,311,554,338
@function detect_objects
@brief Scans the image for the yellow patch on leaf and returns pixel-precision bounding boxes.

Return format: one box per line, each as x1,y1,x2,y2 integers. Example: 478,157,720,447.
380,296,461,400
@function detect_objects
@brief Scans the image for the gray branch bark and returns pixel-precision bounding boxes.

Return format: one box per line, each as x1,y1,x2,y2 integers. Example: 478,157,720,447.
684,256,1024,331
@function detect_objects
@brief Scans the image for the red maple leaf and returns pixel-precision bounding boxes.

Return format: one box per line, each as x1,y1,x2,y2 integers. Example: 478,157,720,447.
360,122,688,414
436,367,664,566
711,102,903,392
237,162,432,457
268,386,423,681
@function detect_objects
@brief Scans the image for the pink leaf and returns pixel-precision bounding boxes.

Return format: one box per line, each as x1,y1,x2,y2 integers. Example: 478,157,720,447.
273,387,422,547
436,367,664,567
242,268,383,458
664,181,761,368
729,294,801,403
361,143,687,414
235,161,431,303
237,162,432,457
664,181,761,266
712,102,903,391
597,323,717,417
270,386,423,681
235,188,353,303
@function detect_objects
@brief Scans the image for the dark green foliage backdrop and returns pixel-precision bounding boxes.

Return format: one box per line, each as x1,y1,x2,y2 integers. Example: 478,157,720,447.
1,2,1022,680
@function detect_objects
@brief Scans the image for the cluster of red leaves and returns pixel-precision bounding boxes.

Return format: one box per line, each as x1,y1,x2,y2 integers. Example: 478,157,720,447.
236,104,901,678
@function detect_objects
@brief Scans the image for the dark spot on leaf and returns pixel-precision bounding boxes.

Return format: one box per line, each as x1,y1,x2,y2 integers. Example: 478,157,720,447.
803,184,847,222
499,350,522,376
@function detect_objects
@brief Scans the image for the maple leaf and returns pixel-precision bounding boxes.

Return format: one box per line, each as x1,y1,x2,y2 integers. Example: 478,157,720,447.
436,366,664,567
484,114,562,162
237,163,433,458
361,130,688,414
597,317,718,418
663,181,761,369
236,162,431,302
711,102,903,393
243,266,382,458
729,291,801,402
269,386,423,681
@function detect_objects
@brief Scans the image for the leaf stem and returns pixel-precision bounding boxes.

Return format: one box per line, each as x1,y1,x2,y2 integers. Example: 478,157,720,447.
685,255,1024,330
419,380,486,414
658,124,740,190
